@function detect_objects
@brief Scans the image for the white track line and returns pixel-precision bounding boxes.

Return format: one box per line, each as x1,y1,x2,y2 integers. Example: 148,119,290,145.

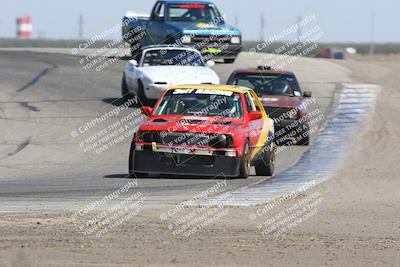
198,84,381,206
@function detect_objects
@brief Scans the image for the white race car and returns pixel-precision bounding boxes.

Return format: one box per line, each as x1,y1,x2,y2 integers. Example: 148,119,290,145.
122,45,220,105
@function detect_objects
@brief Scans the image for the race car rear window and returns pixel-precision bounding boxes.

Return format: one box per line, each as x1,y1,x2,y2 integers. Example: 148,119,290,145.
154,89,243,118
167,4,221,23
231,74,301,96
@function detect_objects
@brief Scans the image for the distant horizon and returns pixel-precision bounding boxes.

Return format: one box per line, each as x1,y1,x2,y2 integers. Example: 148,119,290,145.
1,37,399,45
1,0,398,43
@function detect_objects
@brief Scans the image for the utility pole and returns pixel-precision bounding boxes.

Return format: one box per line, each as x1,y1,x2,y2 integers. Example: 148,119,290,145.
297,15,302,43
79,14,84,39
260,14,265,41
234,14,239,28
369,11,375,55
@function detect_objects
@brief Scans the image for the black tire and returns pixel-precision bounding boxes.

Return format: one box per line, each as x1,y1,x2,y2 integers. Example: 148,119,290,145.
224,58,236,64
121,75,133,102
128,140,147,178
238,141,251,179
137,80,149,106
255,143,275,176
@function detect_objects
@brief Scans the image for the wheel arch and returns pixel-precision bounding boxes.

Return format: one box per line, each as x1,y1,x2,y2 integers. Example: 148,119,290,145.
236,136,249,158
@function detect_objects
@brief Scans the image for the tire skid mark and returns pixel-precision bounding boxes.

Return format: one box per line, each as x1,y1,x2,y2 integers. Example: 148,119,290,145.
0,137,31,161
0,105,5,119
20,101,40,112
17,61,58,92
198,84,381,206
0,98,108,104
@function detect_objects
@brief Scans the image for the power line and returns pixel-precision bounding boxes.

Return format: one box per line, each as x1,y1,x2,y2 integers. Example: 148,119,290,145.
79,14,84,39
38,30,46,39
260,14,265,41
369,11,375,55
234,14,239,28
297,15,302,42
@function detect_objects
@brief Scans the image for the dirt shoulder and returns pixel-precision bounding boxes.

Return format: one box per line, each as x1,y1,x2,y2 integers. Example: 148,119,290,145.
1,56,400,267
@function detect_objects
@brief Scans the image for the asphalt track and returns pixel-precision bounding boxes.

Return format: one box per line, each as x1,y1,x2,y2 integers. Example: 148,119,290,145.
0,50,349,213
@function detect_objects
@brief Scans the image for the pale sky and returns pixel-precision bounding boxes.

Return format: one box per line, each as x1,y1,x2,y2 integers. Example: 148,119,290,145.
1,0,399,42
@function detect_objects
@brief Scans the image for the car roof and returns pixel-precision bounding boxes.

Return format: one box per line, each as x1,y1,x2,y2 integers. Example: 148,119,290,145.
167,85,252,94
232,68,295,76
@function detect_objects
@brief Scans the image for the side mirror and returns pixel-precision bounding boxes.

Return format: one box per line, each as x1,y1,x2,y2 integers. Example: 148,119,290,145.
248,111,262,121
129,59,138,67
206,60,215,67
141,106,153,116
303,91,312,98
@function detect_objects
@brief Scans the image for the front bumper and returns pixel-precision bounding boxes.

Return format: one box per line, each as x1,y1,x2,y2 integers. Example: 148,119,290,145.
133,144,241,177
193,43,242,59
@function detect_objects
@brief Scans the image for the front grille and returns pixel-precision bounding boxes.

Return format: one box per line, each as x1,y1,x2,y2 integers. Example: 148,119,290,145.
162,132,213,147
142,131,231,148
192,35,232,46
142,131,162,143
143,131,215,147
264,107,294,119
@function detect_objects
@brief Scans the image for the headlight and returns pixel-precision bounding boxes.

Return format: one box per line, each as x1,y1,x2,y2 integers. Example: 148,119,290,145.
181,35,191,44
209,135,233,148
231,36,241,44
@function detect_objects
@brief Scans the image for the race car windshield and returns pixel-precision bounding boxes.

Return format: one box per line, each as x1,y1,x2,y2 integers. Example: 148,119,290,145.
142,49,205,66
154,89,243,118
167,4,222,23
231,74,300,96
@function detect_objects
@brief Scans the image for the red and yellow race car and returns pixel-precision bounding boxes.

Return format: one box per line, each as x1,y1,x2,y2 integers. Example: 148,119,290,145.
129,85,275,178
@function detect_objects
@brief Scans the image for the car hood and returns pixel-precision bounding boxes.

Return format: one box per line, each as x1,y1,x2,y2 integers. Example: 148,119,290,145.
140,66,218,84
140,115,241,134
259,95,304,108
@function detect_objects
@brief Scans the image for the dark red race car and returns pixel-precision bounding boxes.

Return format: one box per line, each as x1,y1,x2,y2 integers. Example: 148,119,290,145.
129,85,275,178
227,66,313,145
